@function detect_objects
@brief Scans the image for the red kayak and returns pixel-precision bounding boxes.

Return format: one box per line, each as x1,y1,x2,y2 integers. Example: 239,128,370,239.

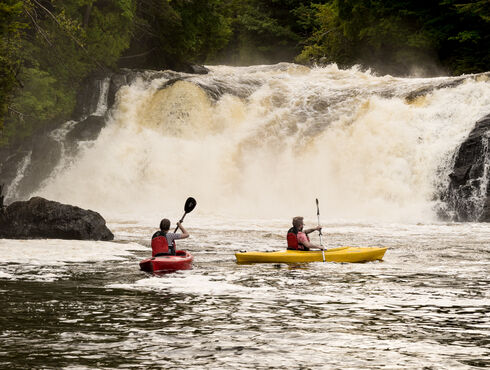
139,250,193,273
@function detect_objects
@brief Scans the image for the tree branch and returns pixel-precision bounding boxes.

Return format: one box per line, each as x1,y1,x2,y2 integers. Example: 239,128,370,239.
29,0,104,69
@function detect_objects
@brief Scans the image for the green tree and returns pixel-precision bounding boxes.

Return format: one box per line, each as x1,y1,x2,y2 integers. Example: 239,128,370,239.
437,0,490,74
214,0,305,65
2,0,136,147
120,0,232,69
0,0,26,134
296,0,490,75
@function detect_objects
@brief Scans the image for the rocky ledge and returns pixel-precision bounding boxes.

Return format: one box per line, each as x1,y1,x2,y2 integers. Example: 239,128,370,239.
0,197,114,240
444,114,490,222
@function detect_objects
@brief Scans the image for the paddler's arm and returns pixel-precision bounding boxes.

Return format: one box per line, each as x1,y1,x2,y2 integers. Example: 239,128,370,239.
304,225,322,235
299,238,324,250
302,226,324,250
176,221,190,239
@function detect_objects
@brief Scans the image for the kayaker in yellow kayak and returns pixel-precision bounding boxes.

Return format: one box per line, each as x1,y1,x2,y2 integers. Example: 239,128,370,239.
287,216,323,251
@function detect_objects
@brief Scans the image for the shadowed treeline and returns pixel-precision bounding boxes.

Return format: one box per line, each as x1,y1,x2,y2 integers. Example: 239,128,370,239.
1,0,489,148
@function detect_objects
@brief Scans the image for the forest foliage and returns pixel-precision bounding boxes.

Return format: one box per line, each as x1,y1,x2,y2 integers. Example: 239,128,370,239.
0,0,489,147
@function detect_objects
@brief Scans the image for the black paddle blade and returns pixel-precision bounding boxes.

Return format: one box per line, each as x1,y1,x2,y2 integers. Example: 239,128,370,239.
184,197,197,213
316,198,320,215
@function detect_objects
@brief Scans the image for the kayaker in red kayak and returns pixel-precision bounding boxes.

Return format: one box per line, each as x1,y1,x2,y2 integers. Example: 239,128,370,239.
287,216,323,251
151,218,189,257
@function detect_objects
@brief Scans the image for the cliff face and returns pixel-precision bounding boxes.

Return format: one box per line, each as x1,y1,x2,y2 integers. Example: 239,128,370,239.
444,114,490,222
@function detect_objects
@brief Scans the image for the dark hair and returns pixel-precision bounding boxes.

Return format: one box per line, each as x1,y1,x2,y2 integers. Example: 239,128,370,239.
160,218,170,231
292,216,304,228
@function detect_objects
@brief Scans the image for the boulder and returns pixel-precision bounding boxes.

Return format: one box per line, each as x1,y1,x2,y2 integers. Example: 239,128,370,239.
0,197,114,240
187,64,209,75
444,114,490,221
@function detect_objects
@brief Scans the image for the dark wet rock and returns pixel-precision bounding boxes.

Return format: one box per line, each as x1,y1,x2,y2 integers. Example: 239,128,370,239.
15,136,62,199
0,197,114,240
107,72,129,109
405,73,490,103
0,149,29,193
187,64,209,75
0,184,5,208
404,78,465,103
165,61,209,75
158,77,188,90
107,69,154,108
73,71,111,119
66,115,106,143
443,114,490,221
0,131,63,202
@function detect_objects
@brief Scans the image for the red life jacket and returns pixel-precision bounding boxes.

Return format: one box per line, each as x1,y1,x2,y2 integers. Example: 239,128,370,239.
151,231,173,257
287,227,310,250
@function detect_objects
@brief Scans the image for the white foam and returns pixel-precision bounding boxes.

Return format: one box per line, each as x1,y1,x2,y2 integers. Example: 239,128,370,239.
0,239,146,265
0,270,14,279
109,272,273,297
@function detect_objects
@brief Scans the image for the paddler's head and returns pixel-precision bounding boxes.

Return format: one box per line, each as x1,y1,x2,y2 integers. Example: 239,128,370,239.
160,218,171,232
292,216,304,231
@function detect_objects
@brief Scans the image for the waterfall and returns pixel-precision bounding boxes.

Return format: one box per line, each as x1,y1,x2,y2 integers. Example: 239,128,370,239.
5,151,32,200
93,77,111,116
2,77,113,203
33,64,490,222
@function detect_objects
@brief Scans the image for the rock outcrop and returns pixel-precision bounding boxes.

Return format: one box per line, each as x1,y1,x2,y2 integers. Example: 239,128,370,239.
0,197,114,240
0,134,62,201
66,115,106,143
444,114,490,221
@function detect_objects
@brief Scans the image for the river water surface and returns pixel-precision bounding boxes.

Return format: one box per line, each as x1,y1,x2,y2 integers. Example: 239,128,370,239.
1,217,488,369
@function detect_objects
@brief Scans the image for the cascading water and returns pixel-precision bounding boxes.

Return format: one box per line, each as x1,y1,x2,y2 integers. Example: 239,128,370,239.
36,63,490,222
5,151,32,200
1,76,112,202
93,77,111,116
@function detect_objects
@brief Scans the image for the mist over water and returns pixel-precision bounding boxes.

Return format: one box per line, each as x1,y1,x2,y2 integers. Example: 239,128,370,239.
37,64,490,223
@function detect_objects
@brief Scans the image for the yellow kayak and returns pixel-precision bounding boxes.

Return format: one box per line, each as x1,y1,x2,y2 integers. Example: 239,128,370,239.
235,247,387,264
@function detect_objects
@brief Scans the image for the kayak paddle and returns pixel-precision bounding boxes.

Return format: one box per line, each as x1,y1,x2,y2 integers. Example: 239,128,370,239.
316,198,325,262
174,197,197,232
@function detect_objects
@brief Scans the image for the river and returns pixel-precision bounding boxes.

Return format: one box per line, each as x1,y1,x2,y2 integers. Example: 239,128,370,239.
0,217,489,369
1,63,490,368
